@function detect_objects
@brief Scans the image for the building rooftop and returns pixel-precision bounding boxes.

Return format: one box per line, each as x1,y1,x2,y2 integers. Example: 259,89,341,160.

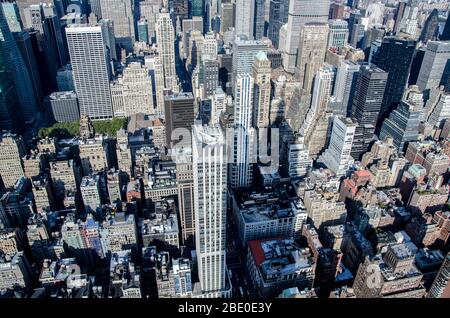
249,238,315,279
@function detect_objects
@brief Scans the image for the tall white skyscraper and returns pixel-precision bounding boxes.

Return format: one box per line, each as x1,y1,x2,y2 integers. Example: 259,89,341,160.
417,41,450,92
281,0,330,73
156,11,178,92
66,24,113,119
192,122,227,294
235,0,255,40
145,55,166,117
231,73,255,189
100,0,135,52
318,116,356,176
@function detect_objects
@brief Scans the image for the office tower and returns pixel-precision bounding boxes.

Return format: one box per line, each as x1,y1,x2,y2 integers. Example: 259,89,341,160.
252,51,271,128
164,93,195,150
0,6,39,123
333,60,360,117
111,62,154,117
201,57,219,99
101,213,137,254
327,20,349,49
139,0,161,43
79,137,111,175
399,4,418,36
144,55,165,117
416,41,450,92
319,117,356,176
80,174,102,213
428,252,450,298
235,0,255,39
281,0,330,73
46,91,80,123
66,24,113,120
302,65,334,158
0,40,22,133
372,37,416,122
420,9,439,43
254,0,265,40
268,0,288,48
232,36,268,85
0,133,25,190
296,23,329,93
1,2,21,32
191,0,205,17
393,0,407,34
220,2,234,33
441,15,450,41
49,159,81,208
0,252,31,291
350,65,388,160
31,175,54,214
156,12,178,92
329,3,344,20
116,129,132,177
427,91,450,128
192,122,227,294
379,88,423,151
231,73,254,189
174,147,195,244
13,30,44,104
211,88,226,125
137,19,149,44
100,0,135,51
348,12,364,48
173,0,189,20
56,64,74,91
203,31,217,59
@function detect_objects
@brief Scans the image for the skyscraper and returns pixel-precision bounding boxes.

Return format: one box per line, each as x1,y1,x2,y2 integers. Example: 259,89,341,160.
156,11,178,92
327,19,349,49
351,65,388,159
268,0,289,48
191,0,205,17
254,0,265,40
372,37,416,123
281,0,330,73
420,9,439,43
201,57,219,99
164,93,195,150
139,0,161,43
252,51,271,128
66,24,113,119
192,122,227,295
110,62,154,117
100,0,135,51
333,60,360,117
318,116,356,176
0,5,39,123
0,132,25,190
0,40,22,133
231,74,255,189
379,89,423,151
416,41,450,92
232,36,268,84
295,23,329,93
235,0,255,40
428,252,450,298
441,15,450,41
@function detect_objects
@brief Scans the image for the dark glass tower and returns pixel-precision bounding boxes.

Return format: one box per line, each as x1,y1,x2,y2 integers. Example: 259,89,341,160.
350,65,388,159
254,0,265,40
372,37,416,128
191,0,204,17
268,0,289,48
440,15,450,41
